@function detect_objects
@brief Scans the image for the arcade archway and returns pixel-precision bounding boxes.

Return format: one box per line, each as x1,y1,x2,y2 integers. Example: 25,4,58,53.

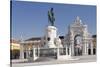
74,34,82,56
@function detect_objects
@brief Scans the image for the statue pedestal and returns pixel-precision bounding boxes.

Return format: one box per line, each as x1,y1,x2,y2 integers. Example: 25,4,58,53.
44,26,57,48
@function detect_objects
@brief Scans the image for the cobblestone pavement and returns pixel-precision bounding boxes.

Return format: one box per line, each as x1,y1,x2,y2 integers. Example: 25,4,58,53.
11,55,96,67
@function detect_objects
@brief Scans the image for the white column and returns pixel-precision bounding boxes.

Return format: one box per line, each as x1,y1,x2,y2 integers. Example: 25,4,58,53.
38,47,40,57
57,47,59,59
26,51,29,59
84,42,88,55
20,44,24,59
91,42,93,55
86,43,89,55
33,47,36,61
66,47,68,55
83,39,88,55
69,44,73,56
70,40,74,56
85,42,87,55
26,46,29,59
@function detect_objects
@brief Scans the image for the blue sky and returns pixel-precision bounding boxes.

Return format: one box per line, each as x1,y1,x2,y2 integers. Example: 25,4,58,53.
11,1,96,40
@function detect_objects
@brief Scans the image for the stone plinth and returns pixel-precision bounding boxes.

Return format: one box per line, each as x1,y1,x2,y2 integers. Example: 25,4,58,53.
44,26,57,48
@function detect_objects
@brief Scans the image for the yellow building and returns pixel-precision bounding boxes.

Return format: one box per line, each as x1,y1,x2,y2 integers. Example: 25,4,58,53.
10,39,20,59
11,41,20,50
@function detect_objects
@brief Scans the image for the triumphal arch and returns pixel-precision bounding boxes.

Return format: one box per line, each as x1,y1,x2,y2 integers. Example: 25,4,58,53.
65,16,93,56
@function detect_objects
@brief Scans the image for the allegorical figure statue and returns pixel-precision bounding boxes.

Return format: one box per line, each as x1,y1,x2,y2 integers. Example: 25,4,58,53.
48,8,55,26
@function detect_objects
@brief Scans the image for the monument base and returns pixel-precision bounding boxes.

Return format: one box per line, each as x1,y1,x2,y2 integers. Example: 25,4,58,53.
45,26,57,48
44,43,57,48
57,55,79,60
